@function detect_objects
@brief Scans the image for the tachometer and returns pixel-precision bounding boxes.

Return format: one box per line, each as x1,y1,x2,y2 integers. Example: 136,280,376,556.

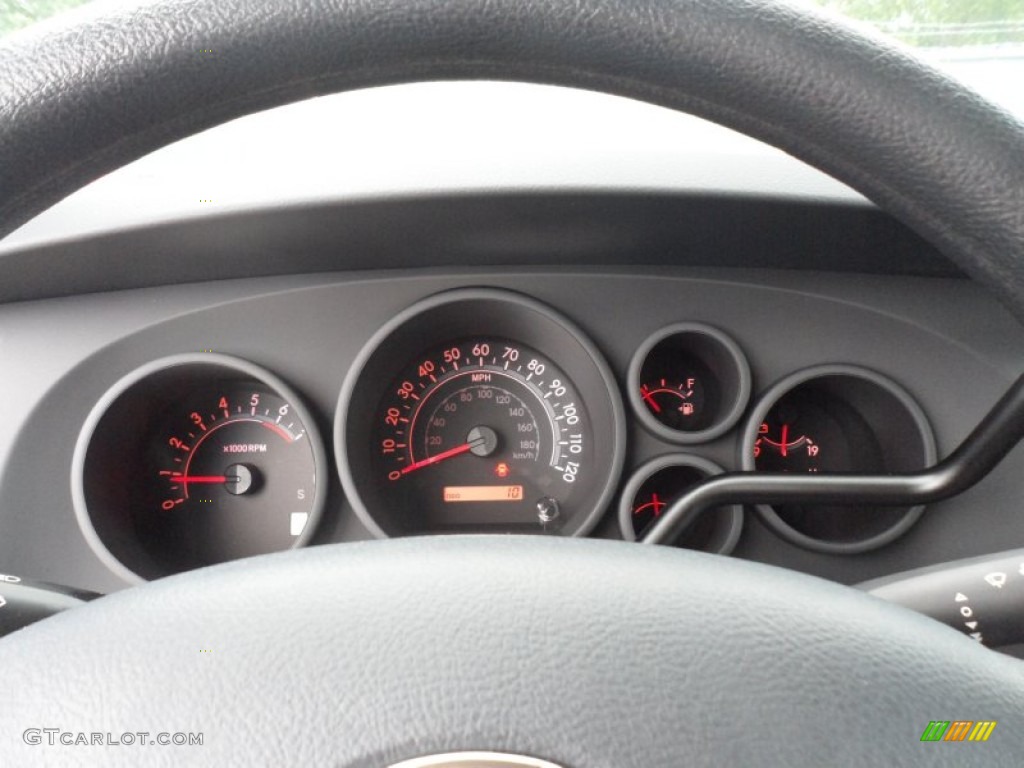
73,354,326,581
337,289,624,537
153,385,318,560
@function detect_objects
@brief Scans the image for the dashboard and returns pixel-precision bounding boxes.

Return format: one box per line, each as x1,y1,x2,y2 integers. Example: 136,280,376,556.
2,245,1023,594
1,83,1023,605
5,1,1024,754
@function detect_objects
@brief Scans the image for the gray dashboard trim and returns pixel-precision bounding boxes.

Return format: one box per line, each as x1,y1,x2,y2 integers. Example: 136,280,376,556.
1,269,1021,594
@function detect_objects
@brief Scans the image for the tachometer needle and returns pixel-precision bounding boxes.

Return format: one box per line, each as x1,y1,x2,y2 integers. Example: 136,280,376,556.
177,475,230,484
781,423,789,457
400,442,475,475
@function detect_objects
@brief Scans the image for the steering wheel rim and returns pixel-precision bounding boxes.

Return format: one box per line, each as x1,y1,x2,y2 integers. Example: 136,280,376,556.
2,0,1023,765
2,0,1023,321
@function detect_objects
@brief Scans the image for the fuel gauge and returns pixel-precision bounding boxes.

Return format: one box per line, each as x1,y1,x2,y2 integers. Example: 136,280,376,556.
629,323,750,444
638,375,707,431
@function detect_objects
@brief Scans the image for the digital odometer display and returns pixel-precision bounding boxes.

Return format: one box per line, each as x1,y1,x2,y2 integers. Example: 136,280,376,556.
373,339,592,532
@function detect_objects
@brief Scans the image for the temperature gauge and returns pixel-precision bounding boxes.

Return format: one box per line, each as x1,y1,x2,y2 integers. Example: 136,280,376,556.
618,455,743,554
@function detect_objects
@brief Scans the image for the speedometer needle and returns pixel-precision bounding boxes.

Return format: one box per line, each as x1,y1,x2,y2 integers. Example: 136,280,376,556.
400,442,475,475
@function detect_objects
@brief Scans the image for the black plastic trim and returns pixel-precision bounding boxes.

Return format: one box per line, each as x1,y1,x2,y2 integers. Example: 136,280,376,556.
0,192,958,304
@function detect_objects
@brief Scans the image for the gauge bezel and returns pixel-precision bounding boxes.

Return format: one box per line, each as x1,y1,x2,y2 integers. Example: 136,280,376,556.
628,322,751,444
618,454,743,554
740,364,937,554
71,353,328,583
335,288,626,538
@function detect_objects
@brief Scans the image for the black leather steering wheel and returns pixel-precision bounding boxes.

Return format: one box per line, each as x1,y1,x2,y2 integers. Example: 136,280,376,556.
2,1,1024,765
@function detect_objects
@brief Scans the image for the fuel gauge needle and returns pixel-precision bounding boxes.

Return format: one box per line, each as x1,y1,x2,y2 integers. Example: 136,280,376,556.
639,385,662,413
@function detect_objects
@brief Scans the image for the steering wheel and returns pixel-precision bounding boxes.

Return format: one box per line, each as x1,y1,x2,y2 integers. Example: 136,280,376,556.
2,1,1024,765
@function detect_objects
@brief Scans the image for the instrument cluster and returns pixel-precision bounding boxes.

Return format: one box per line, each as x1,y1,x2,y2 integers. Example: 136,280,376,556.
73,287,936,580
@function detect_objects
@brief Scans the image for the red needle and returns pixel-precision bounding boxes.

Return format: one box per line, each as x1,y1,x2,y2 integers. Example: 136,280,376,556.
781,423,789,457
400,442,474,475
651,492,665,517
177,475,229,484
640,385,662,413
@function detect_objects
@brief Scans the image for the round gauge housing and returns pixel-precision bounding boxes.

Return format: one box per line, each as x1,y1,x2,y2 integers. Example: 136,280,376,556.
336,289,625,538
628,323,751,444
73,354,327,582
741,365,936,554
618,455,743,554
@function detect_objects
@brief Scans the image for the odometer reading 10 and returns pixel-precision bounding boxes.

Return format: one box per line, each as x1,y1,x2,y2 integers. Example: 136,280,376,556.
373,339,592,532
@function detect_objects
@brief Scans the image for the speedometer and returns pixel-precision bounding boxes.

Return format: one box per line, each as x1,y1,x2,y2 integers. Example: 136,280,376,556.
337,289,625,537
377,339,590,531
